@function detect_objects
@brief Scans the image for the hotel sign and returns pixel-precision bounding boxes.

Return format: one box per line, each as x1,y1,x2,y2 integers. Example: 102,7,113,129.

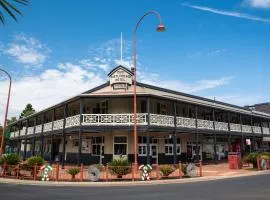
109,66,133,90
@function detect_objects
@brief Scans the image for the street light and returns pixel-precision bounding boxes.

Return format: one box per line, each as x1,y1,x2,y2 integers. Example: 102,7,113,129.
133,11,165,167
0,68,12,156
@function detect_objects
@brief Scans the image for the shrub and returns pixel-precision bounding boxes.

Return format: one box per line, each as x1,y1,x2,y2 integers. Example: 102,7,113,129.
0,154,20,165
243,152,260,168
66,168,80,180
159,165,175,177
108,158,131,178
181,164,187,176
26,156,45,167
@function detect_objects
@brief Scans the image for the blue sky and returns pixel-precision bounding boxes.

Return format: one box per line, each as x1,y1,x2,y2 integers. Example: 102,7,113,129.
0,0,270,122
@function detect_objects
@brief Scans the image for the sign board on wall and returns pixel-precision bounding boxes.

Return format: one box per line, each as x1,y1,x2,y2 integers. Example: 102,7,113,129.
246,139,251,146
108,66,133,90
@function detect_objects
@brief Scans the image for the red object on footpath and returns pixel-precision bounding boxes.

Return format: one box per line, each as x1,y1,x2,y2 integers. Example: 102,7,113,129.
105,163,109,182
178,162,182,178
56,163,60,181
257,157,261,170
80,163,83,182
33,163,37,181
199,160,203,177
2,162,6,177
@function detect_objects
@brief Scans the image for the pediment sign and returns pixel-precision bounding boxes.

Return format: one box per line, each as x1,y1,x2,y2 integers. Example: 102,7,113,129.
108,66,133,90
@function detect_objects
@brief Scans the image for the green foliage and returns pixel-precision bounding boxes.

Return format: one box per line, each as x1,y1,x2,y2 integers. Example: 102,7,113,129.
0,153,20,165
20,103,36,119
181,164,187,175
159,165,175,177
243,152,270,168
7,117,17,125
66,168,80,179
0,0,29,24
26,156,45,167
108,158,131,178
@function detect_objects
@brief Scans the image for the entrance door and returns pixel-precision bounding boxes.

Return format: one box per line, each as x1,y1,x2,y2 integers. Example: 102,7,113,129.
52,140,60,162
150,144,158,164
187,143,202,161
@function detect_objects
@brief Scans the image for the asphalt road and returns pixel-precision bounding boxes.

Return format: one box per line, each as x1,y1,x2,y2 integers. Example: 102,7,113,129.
1,174,270,200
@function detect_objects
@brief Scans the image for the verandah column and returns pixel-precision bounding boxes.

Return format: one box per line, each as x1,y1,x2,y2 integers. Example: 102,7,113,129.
23,119,29,160
77,98,84,166
31,117,37,156
240,114,244,157
195,106,200,162
212,109,217,163
40,113,45,157
61,104,67,169
50,109,55,164
227,112,231,152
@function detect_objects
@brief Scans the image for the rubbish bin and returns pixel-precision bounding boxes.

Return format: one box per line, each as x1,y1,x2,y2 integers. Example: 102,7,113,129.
228,152,242,169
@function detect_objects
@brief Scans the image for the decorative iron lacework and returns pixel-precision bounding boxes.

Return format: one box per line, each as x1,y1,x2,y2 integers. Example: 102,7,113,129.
214,122,228,131
27,127,34,135
242,125,252,133
197,119,214,130
14,131,19,137
43,122,52,132
53,119,64,130
263,127,270,134
149,114,174,127
230,123,241,132
20,127,26,136
176,117,196,128
65,115,80,128
35,125,42,133
82,113,147,125
253,126,262,134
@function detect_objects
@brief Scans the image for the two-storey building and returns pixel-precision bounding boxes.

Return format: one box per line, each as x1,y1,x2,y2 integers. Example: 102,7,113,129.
8,66,270,167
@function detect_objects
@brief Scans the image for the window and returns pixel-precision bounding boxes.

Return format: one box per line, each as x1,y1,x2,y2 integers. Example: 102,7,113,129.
114,136,127,155
157,103,167,115
92,136,104,156
141,100,147,113
138,136,157,156
164,138,181,156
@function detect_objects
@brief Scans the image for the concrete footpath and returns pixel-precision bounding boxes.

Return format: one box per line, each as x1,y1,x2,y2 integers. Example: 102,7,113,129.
0,170,269,187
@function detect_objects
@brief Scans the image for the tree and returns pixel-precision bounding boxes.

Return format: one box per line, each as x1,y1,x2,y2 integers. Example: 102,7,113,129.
20,103,35,119
0,0,28,25
7,116,17,124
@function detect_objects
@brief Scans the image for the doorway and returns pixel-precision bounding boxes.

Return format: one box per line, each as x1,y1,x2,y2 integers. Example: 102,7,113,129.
150,144,158,164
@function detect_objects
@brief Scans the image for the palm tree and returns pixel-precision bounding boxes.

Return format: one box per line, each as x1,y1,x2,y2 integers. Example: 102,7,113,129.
0,0,28,24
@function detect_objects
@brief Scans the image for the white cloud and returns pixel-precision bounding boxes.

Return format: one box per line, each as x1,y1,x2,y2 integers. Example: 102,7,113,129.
244,0,270,9
0,63,105,124
183,3,270,23
2,33,50,67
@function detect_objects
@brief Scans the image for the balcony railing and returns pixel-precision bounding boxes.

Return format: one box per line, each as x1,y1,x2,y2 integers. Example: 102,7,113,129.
230,123,241,132
82,113,148,126
150,114,174,127
253,126,262,134
242,125,252,133
197,119,214,130
8,113,269,138
215,122,229,131
263,127,270,135
53,119,64,130
176,117,196,128
43,122,52,132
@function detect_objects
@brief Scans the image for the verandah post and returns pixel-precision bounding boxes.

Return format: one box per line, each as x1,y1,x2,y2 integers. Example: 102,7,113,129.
156,164,160,180
257,156,261,170
199,160,203,177
80,163,83,182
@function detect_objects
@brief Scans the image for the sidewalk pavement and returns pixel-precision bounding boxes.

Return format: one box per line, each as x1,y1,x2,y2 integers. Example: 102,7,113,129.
0,170,269,187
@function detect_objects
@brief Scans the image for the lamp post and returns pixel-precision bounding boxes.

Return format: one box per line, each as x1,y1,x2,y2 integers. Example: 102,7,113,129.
133,11,165,167
0,68,12,156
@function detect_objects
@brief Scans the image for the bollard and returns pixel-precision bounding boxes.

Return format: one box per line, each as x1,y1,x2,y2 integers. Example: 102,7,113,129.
2,162,6,177
156,164,160,180
56,163,60,181
257,156,261,171
80,163,83,182
199,160,203,177
33,163,37,181
16,164,19,179
178,161,182,179
105,163,109,182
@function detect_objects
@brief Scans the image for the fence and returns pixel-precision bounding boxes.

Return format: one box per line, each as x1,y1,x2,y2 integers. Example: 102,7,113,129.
0,161,203,182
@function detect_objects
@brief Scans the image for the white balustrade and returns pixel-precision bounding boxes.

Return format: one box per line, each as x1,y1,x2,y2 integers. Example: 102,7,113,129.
150,114,174,127
20,127,26,136
176,117,196,128
53,119,64,130
10,132,14,138
82,113,147,126
14,130,19,137
35,125,42,133
215,121,228,131
253,126,262,134
27,127,34,135
230,123,241,132
242,125,252,133
43,122,53,132
263,127,270,135
197,119,214,130
65,115,80,128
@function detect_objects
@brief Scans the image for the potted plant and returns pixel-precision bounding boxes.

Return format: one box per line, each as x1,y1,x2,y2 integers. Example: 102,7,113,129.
108,158,131,178
0,154,20,176
66,168,80,180
21,156,45,175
